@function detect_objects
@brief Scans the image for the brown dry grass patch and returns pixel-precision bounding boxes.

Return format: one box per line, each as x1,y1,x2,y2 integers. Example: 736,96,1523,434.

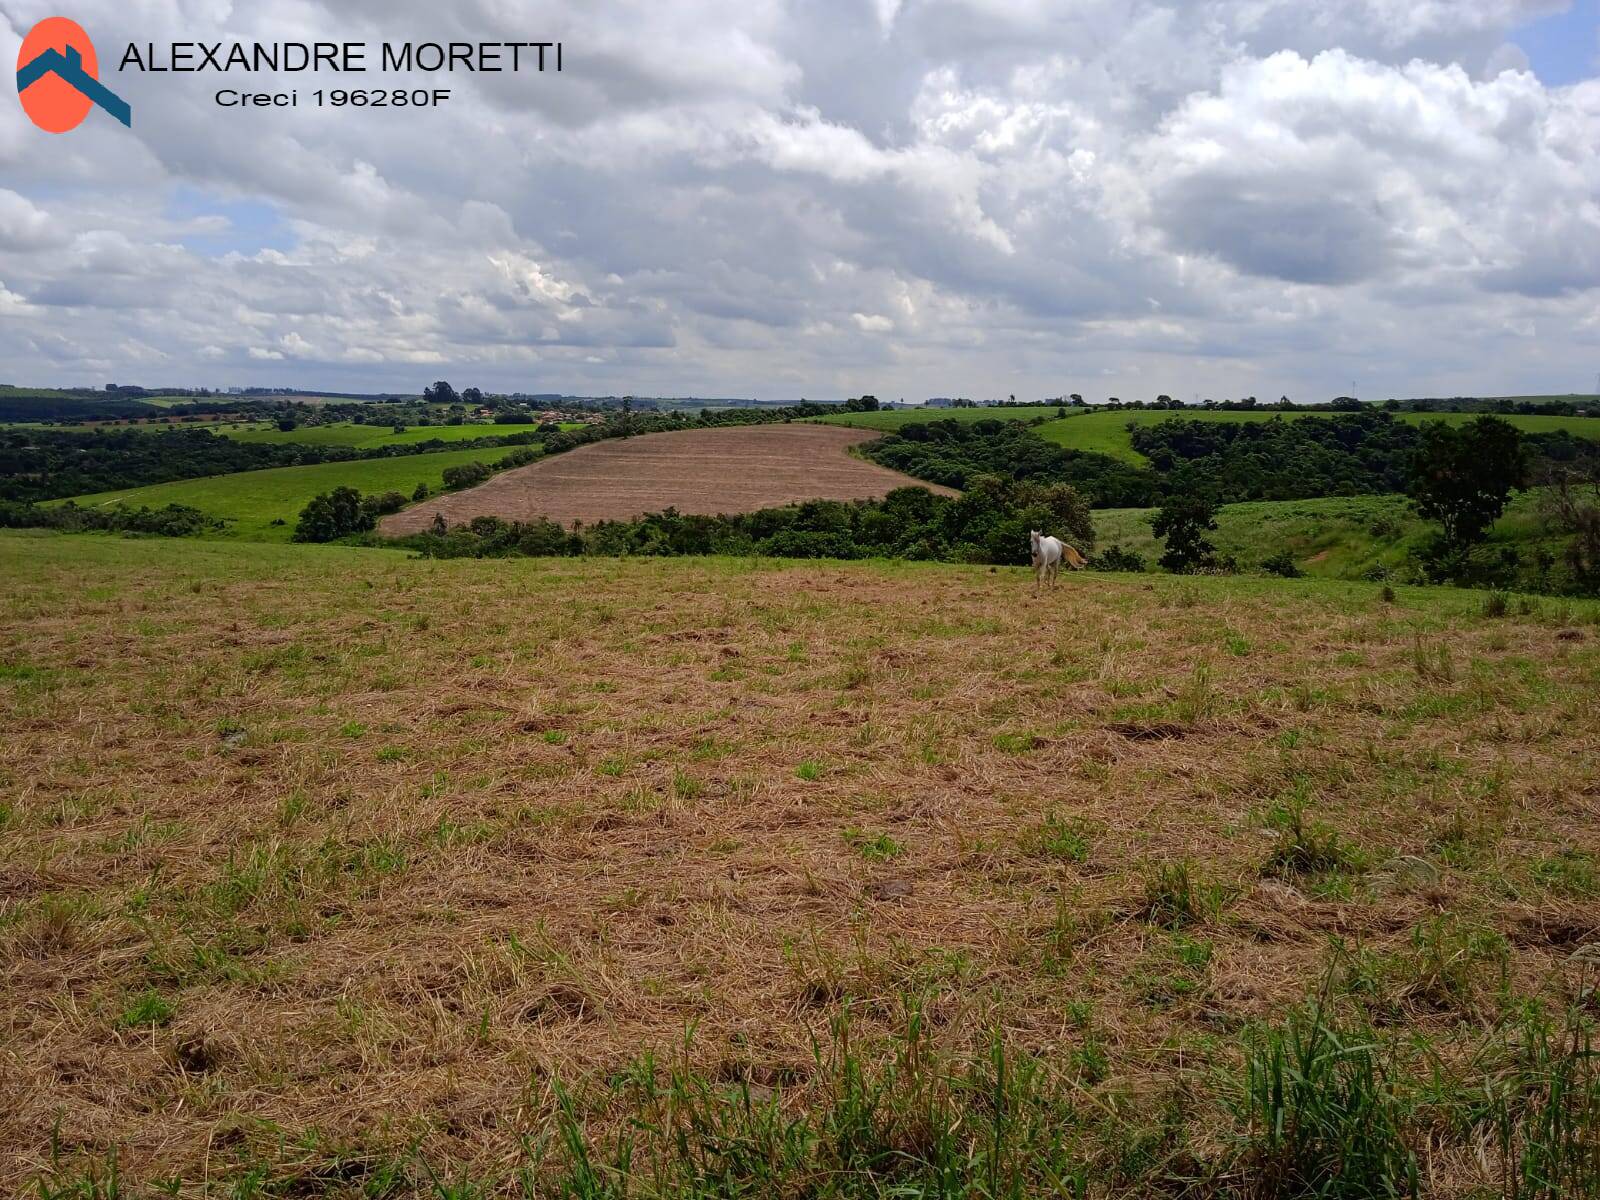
1,532,1598,1192
379,424,955,534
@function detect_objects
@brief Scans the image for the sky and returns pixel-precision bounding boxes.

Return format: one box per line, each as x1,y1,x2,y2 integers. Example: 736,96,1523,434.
2,1,1599,403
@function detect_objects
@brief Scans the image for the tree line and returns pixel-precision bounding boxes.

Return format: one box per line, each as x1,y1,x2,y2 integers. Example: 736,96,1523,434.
0,426,544,504
380,477,1096,566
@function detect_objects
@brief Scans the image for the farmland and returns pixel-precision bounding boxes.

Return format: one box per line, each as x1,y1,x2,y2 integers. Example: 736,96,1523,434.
380,424,954,535
55,447,515,541
822,407,1600,466
3,531,1598,1195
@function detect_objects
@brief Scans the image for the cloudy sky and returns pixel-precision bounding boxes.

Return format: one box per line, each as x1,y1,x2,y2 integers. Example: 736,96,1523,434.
3,0,1599,402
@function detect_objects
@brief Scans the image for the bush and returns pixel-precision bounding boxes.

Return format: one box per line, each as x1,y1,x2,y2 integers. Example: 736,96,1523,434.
441,461,493,491
1260,549,1303,578
1090,544,1145,572
360,491,407,518
293,486,375,543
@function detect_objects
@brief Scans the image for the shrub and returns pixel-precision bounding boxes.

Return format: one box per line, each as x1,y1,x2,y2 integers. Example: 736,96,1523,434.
441,461,493,491
293,486,374,543
1091,544,1145,572
1261,550,1303,578
1236,1001,1419,1196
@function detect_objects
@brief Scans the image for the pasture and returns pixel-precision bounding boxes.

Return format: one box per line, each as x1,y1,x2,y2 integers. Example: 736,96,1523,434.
3,532,1597,1195
379,424,954,536
55,447,517,541
1037,410,1600,465
1092,490,1557,580
823,406,1600,466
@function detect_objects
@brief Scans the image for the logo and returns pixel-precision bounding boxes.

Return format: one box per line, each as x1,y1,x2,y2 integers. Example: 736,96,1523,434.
16,17,130,131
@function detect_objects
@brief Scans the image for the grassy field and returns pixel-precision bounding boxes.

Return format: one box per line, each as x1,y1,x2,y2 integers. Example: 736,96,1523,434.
2,532,1597,1195
54,447,519,541
1091,490,1558,580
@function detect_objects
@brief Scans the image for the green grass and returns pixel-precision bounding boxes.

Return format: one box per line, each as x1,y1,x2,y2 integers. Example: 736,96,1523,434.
1090,490,1560,581
1035,409,1600,465
51,447,514,541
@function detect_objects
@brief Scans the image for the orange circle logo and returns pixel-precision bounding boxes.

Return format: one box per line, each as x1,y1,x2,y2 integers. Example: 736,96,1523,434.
17,17,106,133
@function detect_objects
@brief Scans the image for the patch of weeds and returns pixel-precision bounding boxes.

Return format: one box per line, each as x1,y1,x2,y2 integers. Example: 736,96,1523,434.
1412,635,1455,684
1528,848,1599,900
338,721,366,738
1225,634,1252,657
1174,662,1218,724
1427,808,1495,871
1482,1006,1600,1197
542,730,567,745
1259,793,1361,881
597,757,628,777
1135,859,1225,929
1020,811,1092,863
533,999,1091,1199
671,770,703,801
1134,932,1214,1008
116,990,176,1029
1235,995,1419,1195
842,827,903,862
992,731,1039,753
374,746,407,763
1482,591,1510,619
1392,916,1508,1015
795,760,824,782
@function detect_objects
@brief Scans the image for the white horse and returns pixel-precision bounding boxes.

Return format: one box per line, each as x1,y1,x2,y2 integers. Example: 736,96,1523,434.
1030,530,1087,593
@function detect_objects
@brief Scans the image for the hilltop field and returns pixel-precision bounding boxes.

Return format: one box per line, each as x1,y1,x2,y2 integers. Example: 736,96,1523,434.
3,532,1597,1195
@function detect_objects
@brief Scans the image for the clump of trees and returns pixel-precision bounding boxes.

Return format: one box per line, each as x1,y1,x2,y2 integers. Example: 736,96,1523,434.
862,419,1158,507
1130,412,1419,501
0,500,222,536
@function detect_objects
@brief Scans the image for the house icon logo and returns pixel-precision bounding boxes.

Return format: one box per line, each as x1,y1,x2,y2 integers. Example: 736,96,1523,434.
15,17,130,132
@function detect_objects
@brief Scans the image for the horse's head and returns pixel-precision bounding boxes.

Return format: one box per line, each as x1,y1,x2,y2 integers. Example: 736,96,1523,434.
1029,529,1041,549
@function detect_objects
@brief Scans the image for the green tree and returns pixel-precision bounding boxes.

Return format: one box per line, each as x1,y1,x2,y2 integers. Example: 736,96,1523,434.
424,380,458,405
1150,494,1218,573
1406,416,1528,550
292,486,373,543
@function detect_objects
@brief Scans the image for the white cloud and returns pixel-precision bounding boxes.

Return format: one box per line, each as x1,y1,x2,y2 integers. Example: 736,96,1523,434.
0,0,1595,399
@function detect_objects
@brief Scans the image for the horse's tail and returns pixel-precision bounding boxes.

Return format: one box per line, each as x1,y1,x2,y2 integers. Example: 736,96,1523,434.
1061,544,1088,569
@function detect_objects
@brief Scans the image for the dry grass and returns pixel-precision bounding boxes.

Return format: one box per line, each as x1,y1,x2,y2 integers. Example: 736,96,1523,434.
2,531,1598,1194
378,424,956,535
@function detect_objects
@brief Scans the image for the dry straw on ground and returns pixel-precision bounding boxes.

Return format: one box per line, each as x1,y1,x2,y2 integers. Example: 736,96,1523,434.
0,533,1597,1194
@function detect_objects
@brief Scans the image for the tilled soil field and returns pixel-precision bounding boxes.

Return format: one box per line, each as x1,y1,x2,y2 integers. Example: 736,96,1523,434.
378,424,955,534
